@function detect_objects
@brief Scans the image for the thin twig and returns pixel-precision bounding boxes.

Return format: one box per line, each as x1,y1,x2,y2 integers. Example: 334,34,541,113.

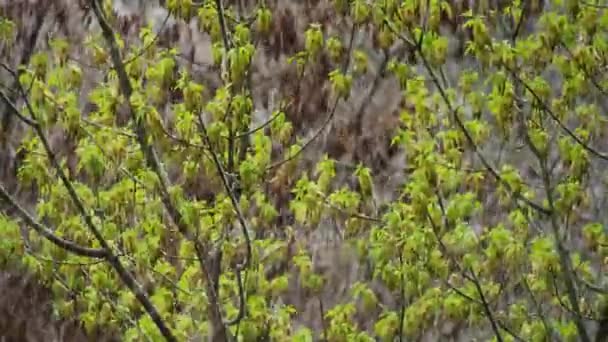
506,65,608,162
384,23,551,217
267,22,358,171
121,10,172,68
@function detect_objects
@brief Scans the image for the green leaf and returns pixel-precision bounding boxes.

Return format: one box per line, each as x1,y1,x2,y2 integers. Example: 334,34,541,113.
293,327,314,342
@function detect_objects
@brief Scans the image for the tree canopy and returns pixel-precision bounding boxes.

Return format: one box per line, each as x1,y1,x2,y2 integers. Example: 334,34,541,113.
1,0,608,341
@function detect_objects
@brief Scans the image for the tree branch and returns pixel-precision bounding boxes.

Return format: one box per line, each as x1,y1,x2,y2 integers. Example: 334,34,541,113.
267,22,358,171
469,270,504,342
0,183,107,258
535,140,592,341
505,65,608,162
384,22,551,217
